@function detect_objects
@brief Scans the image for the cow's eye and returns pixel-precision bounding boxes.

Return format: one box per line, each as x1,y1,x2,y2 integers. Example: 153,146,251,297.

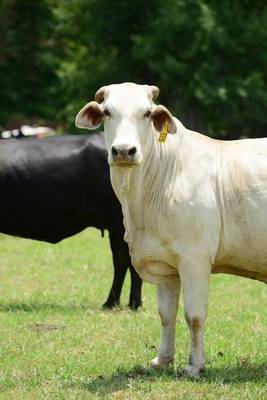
104,109,111,117
144,110,151,118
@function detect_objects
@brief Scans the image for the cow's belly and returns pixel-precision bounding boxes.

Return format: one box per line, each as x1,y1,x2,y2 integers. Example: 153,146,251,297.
215,147,267,283
214,244,267,283
215,193,267,283
129,229,179,284
212,263,267,283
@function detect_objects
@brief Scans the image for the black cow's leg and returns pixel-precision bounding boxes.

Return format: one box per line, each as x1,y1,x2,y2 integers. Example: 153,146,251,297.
128,263,142,310
102,231,128,309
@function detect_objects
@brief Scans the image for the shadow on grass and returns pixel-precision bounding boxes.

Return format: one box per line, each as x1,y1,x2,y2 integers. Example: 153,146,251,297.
67,363,267,395
201,363,267,384
0,302,92,313
68,365,176,394
0,301,134,314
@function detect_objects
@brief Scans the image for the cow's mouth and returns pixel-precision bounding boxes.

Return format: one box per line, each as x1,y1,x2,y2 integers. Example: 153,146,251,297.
111,159,138,167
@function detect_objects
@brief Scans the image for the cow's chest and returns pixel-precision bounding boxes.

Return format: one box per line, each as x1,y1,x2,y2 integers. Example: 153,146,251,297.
115,170,214,285
119,190,198,285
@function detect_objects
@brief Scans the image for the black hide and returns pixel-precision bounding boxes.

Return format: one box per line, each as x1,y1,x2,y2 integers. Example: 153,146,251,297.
0,133,142,309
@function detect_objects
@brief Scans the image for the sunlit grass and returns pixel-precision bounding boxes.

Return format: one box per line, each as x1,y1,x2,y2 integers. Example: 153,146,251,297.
0,229,266,399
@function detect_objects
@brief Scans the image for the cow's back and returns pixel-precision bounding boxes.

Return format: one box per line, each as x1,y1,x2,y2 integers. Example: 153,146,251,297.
0,133,122,243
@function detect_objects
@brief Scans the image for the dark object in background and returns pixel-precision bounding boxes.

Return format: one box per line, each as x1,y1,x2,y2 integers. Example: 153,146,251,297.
0,133,142,309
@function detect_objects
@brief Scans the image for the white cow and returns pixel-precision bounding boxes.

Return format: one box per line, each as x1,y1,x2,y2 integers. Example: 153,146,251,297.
76,82,267,377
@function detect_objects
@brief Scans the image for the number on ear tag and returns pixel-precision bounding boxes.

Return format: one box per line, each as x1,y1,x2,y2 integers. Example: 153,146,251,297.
158,121,168,143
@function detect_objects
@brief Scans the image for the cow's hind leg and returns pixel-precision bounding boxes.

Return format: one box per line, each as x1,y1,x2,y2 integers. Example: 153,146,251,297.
179,257,211,377
103,231,128,309
128,263,142,309
151,279,180,369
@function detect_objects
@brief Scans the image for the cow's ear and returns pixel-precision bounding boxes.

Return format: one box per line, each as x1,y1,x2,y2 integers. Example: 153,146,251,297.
151,105,177,134
75,101,104,130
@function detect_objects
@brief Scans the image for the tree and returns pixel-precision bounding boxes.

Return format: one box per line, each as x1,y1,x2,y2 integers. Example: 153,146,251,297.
1,0,267,138
0,0,59,125
132,0,267,137
57,0,267,137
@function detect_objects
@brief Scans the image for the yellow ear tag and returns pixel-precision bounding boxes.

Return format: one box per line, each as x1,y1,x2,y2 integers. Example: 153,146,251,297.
158,121,168,143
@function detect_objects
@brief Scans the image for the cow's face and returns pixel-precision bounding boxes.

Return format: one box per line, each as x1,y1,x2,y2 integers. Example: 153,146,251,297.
75,83,176,167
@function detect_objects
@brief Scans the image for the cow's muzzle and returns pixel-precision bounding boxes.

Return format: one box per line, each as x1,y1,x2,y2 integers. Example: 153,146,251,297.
111,145,138,166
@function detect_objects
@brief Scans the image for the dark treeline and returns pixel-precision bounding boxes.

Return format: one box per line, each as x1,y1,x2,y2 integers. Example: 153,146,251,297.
1,0,267,139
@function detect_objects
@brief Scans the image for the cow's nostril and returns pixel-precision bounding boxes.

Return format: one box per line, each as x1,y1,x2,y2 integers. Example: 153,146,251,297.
128,147,137,156
111,146,118,156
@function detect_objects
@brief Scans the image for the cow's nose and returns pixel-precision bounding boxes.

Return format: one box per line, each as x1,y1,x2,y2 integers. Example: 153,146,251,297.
128,146,137,156
111,146,118,157
111,145,137,158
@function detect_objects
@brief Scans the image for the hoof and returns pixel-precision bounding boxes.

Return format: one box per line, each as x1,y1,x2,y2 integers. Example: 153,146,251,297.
102,301,120,310
128,302,142,311
128,297,142,310
102,302,114,309
180,365,204,378
150,356,173,369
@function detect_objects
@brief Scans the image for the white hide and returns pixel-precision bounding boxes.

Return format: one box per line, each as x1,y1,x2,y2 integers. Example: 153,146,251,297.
76,82,267,377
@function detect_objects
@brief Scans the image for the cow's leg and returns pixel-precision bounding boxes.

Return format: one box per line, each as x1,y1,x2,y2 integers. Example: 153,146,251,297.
102,231,128,309
179,259,211,377
128,263,142,310
151,279,180,368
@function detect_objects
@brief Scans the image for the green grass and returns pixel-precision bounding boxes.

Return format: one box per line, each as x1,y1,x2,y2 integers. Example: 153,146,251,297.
0,228,266,399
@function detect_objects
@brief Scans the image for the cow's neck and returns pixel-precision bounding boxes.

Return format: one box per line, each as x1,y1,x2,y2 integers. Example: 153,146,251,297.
111,124,182,246
140,129,180,228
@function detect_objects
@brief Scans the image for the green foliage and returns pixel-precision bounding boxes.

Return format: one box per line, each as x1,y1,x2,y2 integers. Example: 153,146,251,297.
1,0,267,137
129,0,267,136
0,0,60,125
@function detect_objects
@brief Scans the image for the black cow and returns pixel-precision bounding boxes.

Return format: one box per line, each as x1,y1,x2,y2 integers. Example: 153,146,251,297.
0,133,142,309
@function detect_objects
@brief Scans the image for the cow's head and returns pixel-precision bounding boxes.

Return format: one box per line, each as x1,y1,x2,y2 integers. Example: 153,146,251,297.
75,83,177,167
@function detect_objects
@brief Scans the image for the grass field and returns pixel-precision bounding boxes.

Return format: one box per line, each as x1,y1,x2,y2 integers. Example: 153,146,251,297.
0,228,266,399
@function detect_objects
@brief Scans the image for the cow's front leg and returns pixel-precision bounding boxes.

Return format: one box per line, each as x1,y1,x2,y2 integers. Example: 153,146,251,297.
151,279,180,369
179,259,211,377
